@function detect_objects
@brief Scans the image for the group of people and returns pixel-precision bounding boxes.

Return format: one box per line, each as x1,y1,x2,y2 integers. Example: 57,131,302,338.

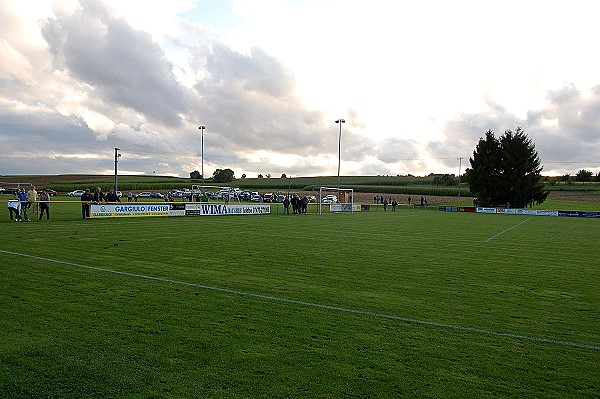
373,195,399,211
372,195,429,210
80,187,120,219
7,185,50,221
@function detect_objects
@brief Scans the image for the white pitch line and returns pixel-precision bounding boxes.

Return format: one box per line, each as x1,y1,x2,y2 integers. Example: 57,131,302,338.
484,217,532,242
1,248,598,351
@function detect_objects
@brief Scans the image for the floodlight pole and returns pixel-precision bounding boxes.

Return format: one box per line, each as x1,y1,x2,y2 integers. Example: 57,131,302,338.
457,157,463,198
198,125,206,188
114,148,121,193
335,119,345,198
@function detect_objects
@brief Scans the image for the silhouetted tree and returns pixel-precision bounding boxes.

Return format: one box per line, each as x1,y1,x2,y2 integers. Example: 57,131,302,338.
465,127,548,208
190,170,201,179
212,168,235,183
575,169,593,183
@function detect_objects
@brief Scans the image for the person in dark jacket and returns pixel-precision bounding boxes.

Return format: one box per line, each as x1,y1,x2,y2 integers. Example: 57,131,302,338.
105,187,121,203
283,196,290,214
38,190,50,220
93,187,106,203
81,189,93,219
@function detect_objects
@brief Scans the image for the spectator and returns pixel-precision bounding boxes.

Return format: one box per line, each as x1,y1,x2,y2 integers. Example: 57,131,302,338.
18,188,29,221
7,197,21,221
38,189,50,220
383,198,388,211
128,191,133,202
283,196,290,214
407,196,411,205
27,185,38,217
105,187,121,203
391,199,397,212
93,187,106,203
81,189,93,219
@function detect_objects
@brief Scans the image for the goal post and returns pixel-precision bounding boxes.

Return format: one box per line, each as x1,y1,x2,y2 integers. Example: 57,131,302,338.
318,187,354,215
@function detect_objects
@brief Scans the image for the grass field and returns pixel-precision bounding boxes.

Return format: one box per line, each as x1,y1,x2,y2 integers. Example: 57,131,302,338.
1,201,599,398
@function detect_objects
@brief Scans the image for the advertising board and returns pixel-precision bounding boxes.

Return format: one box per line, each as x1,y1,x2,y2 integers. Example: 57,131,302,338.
185,203,271,216
90,204,170,218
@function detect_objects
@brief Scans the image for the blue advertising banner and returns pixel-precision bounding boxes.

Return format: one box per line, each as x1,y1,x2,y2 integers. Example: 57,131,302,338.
558,211,600,218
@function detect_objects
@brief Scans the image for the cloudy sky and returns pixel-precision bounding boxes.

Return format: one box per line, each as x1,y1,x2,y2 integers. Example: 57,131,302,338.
1,0,599,179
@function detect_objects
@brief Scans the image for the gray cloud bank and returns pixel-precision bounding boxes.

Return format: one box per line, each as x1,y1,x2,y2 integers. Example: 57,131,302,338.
0,1,598,179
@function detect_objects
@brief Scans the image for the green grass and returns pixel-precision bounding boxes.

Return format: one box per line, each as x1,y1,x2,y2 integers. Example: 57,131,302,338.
1,202,599,398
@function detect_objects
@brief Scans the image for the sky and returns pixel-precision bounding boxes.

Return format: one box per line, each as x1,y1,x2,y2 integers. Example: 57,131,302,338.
1,0,600,179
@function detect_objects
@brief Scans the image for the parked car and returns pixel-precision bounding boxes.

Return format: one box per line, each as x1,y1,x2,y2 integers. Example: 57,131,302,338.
239,191,252,201
116,191,122,198
263,193,273,202
136,192,161,198
322,195,337,204
42,188,58,196
274,194,286,203
67,190,86,197
250,194,263,202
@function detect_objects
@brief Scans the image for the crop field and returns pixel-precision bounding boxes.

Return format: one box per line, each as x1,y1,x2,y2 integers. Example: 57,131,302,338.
1,202,599,398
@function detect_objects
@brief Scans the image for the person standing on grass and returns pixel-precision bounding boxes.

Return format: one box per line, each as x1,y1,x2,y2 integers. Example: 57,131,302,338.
8,197,21,221
38,189,50,220
81,188,93,219
283,195,290,214
27,185,38,217
105,187,120,203
128,191,133,202
18,188,29,221
391,199,397,212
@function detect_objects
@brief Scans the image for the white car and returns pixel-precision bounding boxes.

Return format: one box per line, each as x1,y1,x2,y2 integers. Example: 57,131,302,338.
322,195,337,203
67,190,86,197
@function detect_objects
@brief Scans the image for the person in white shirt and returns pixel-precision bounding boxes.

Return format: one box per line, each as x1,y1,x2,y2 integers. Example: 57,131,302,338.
7,197,21,221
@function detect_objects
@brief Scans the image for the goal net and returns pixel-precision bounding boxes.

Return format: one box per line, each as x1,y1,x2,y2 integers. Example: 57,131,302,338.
318,187,354,215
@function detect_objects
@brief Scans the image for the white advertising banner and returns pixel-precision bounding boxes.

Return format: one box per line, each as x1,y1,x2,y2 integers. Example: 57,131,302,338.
90,203,170,218
476,207,497,214
185,203,271,216
330,204,360,212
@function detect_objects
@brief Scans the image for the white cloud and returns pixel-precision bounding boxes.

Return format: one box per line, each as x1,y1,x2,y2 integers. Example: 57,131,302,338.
0,0,599,179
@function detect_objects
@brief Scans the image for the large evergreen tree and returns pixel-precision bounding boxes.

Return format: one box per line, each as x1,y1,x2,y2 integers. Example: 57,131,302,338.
465,128,548,208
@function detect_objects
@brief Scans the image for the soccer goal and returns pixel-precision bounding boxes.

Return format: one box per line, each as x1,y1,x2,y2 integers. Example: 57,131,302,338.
318,187,354,215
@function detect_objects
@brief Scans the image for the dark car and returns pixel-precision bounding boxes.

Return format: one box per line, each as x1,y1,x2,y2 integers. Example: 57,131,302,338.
239,191,252,201
42,188,58,196
136,192,162,198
